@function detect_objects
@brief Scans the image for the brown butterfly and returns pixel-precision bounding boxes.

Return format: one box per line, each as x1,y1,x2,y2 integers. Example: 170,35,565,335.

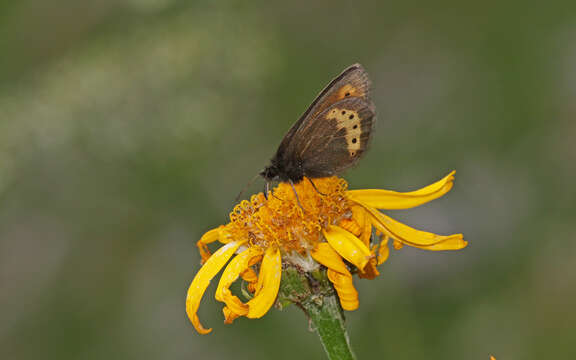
260,64,375,184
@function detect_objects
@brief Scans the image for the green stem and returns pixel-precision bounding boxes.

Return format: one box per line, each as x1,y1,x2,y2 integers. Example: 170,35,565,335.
279,267,356,360
301,289,356,360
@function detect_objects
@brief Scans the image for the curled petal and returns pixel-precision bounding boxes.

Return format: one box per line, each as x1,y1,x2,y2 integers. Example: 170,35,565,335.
358,206,373,247
337,216,362,238
358,240,381,279
358,257,379,279
246,281,257,293
350,205,366,226
186,241,243,334
357,207,380,279
240,255,263,293
360,203,467,250
196,227,221,264
240,263,260,283
247,246,282,318
310,243,351,275
223,306,241,324
346,171,456,210
347,205,372,247
215,247,263,318
327,269,359,311
240,268,258,283
323,225,371,270
377,235,390,265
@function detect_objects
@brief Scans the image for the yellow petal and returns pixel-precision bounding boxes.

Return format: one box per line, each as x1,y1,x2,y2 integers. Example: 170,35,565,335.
323,225,371,270
393,238,404,250
327,269,359,311
347,171,456,210
358,257,379,279
240,254,263,293
240,265,259,283
311,243,351,275
196,227,221,264
247,246,282,318
337,218,362,237
215,246,263,317
355,209,380,278
377,235,390,265
350,205,372,247
186,241,243,334
361,203,467,250
223,306,241,324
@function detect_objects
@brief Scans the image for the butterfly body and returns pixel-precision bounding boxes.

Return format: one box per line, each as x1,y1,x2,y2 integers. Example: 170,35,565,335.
261,64,375,183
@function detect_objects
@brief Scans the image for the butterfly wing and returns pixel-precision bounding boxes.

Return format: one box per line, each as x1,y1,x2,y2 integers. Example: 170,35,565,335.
268,64,374,181
289,97,375,178
275,63,371,157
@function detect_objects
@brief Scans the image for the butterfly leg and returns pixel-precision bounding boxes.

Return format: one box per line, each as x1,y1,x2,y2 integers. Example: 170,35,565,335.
306,177,327,196
289,179,305,212
264,181,284,201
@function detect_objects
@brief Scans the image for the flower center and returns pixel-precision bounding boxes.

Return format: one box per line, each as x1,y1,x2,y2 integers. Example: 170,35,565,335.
225,177,351,254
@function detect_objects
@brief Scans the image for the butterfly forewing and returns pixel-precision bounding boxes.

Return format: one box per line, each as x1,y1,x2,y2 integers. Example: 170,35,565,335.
262,63,375,182
276,64,371,154
290,97,374,178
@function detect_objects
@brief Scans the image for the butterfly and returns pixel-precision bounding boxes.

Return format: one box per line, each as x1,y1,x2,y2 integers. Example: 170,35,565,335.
260,63,375,185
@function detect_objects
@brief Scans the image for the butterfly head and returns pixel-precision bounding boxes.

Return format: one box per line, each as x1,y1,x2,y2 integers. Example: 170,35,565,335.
259,165,279,182
260,159,305,183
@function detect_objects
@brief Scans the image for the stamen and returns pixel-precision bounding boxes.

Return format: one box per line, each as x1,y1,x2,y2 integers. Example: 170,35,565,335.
224,177,350,254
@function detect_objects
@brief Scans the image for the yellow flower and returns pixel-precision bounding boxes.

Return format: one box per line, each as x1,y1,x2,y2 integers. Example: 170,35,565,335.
186,171,466,334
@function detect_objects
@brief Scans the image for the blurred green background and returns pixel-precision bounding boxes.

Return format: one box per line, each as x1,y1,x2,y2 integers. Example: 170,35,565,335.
1,1,575,359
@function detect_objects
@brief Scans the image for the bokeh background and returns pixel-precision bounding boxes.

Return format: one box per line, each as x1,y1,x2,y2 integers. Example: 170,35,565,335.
1,1,575,359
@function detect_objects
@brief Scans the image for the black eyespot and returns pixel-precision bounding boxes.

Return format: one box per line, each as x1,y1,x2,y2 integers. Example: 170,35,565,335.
345,92,350,97
353,124,358,129
349,114,354,119
352,138,357,143
341,111,346,115
351,152,356,156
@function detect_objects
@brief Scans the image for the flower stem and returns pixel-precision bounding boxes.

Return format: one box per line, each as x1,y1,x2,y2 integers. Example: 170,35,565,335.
301,288,356,360
279,267,356,360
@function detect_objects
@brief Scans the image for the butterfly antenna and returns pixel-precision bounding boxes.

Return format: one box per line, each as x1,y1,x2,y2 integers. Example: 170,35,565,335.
235,173,261,202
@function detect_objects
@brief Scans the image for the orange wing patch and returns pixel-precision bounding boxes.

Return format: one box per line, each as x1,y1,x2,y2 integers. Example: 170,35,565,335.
327,107,362,155
319,84,366,111
337,84,364,99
